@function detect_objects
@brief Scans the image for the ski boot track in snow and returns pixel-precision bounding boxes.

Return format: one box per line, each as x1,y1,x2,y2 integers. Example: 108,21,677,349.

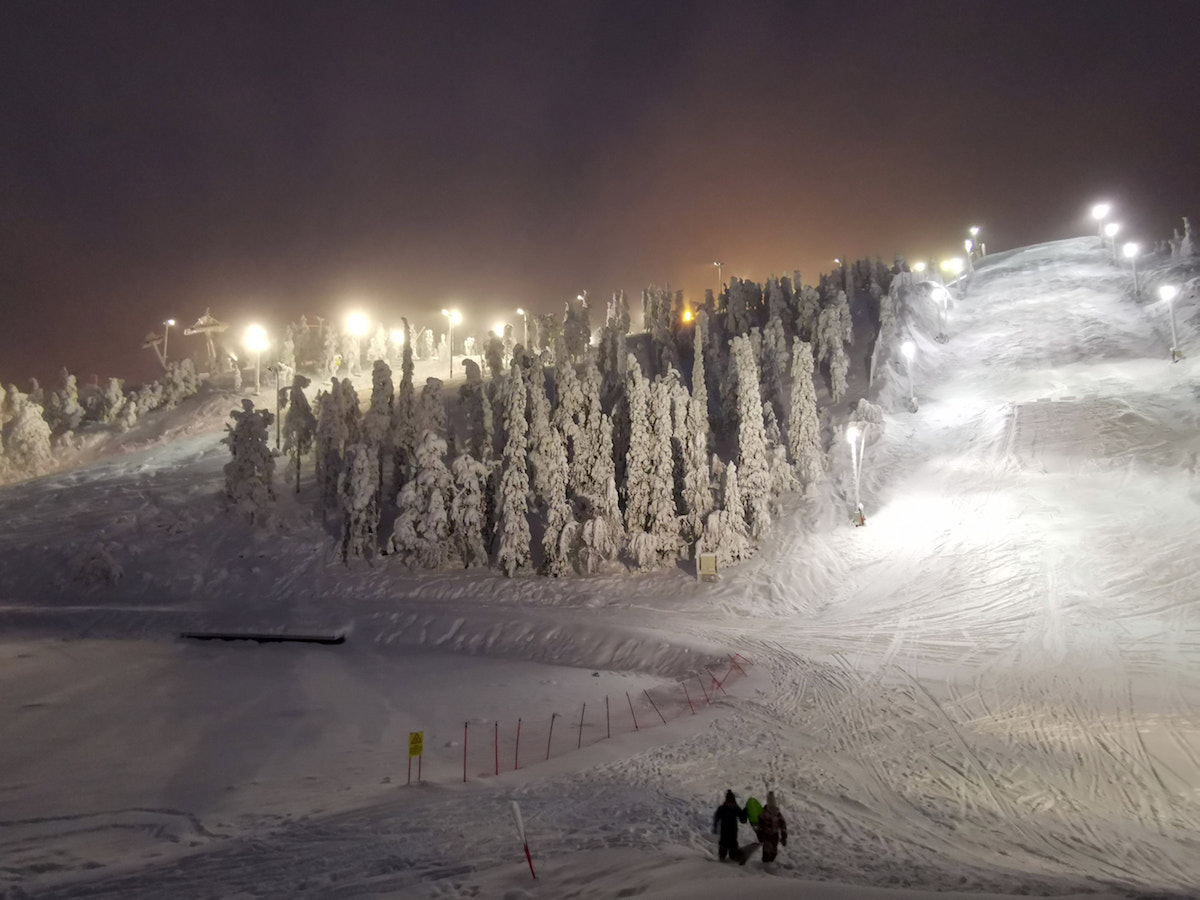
1,238,1199,898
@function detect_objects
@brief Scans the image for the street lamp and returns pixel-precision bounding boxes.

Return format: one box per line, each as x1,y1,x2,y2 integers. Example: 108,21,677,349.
901,340,916,410
964,239,975,272
941,258,964,298
713,261,723,291
162,318,176,365
1160,284,1180,361
969,225,981,256
1122,242,1140,295
244,324,268,395
1104,222,1121,261
1092,202,1111,245
913,261,926,275
516,307,528,347
268,365,282,448
442,308,461,377
846,425,865,525
933,285,951,342
683,309,693,323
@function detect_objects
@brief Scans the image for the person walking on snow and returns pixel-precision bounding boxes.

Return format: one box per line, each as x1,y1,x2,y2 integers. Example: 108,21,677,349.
756,790,788,863
712,789,748,862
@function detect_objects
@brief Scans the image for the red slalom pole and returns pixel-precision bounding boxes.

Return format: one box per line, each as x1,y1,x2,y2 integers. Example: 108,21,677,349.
494,721,499,776
514,717,522,770
546,713,558,760
697,673,711,704
645,689,667,725
463,722,468,783
683,682,695,714
626,691,639,730
606,695,610,738
728,654,748,678
578,702,586,749
706,665,729,696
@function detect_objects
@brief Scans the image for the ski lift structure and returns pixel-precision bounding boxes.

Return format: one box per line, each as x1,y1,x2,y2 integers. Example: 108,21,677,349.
183,308,230,370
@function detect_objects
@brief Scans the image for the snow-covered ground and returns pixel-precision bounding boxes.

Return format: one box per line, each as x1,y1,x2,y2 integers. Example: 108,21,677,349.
2,238,1199,899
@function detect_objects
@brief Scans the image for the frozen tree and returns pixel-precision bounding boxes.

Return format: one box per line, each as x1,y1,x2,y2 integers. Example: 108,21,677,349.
392,320,418,489
341,330,362,377
314,379,348,514
701,461,751,568
577,413,625,572
763,400,781,447
680,375,713,545
788,339,824,489
421,328,435,362
450,452,491,568
458,359,492,461
222,399,275,524
647,376,681,562
280,326,297,377
367,326,388,367
622,355,653,537
525,360,573,575
731,335,771,539
3,386,54,478
283,374,317,494
563,295,592,360
726,277,752,337
691,309,709,438
339,377,362,445
389,430,452,568
322,324,341,376
484,334,505,380
363,360,393,497
760,315,789,427
339,442,380,561
829,343,849,404
494,363,531,576
796,283,821,342
765,276,788,326
161,358,199,408
569,356,604,500
44,368,84,434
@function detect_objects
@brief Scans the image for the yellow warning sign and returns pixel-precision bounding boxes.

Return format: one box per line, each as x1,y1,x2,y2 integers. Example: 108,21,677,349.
409,731,424,758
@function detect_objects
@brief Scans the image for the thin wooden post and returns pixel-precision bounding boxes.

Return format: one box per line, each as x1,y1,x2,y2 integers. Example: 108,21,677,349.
683,682,695,714
407,755,412,786
606,695,610,738
577,702,586,749
514,717,522,770
418,754,421,782
645,689,667,725
546,713,558,760
626,691,639,730
697,673,711,704
463,722,468,783
494,721,499,776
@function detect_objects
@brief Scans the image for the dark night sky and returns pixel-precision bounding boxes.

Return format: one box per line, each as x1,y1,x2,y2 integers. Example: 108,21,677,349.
2,0,1197,386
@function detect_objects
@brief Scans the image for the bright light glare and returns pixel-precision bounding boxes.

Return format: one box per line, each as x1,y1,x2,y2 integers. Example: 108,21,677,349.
346,311,369,336
442,308,461,324
913,261,926,273
493,322,505,337
517,307,525,316
932,286,950,304
846,425,860,445
683,309,693,323
1122,242,1139,259
964,239,973,252
390,328,405,346
941,258,964,275
1159,285,1178,303
165,318,176,326
901,340,915,359
1104,222,1120,238
244,324,268,353
969,226,979,236
1092,202,1111,220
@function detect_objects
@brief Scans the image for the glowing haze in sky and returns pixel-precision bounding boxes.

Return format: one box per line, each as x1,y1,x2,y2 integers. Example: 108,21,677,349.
1,0,1198,384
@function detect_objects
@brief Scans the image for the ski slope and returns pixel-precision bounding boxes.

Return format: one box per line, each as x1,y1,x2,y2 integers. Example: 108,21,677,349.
1,238,1198,899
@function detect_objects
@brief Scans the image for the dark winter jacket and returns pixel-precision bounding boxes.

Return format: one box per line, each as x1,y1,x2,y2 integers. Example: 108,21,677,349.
712,798,747,843
757,804,787,845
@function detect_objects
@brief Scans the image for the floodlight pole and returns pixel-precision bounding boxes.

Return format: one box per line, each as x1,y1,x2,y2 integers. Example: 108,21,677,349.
162,319,175,366
273,366,282,448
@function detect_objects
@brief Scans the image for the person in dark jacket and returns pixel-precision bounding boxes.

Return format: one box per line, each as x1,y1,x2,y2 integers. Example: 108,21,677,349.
756,790,788,863
712,789,748,862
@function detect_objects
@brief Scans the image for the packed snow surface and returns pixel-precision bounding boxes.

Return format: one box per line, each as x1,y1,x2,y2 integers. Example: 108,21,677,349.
2,238,1199,898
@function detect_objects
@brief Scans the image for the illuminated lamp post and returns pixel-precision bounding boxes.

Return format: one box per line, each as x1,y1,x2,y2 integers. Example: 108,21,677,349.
847,425,865,526
441,308,461,378
913,261,926,276
713,261,723,292
346,310,369,372
516,307,528,347
390,327,405,365
1122,242,1140,295
969,225,982,256
1160,285,1181,362
933,285,951,342
964,238,975,272
1092,202,1111,246
162,318,176,365
901,340,916,411
683,309,693,324
267,365,282,448
1104,222,1120,262
941,257,964,300
244,324,268,395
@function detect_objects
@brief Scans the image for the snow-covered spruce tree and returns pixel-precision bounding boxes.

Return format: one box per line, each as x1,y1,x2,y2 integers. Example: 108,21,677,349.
646,375,681,563
341,330,362,377
321,324,341,376
483,334,505,380
577,413,625,573
731,334,771,539
622,354,653,539
283,374,317,494
450,452,491,568
763,401,781,447
281,326,297,377
787,339,824,489
339,377,362,446
796,283,821,343
96,377,128,426
829,342,849,404
563,295,592,361
526,360,574,575
691,310,709,437
363,360,393,498
726,276,752,337
389,430,452,568
701,461,751,568
572,355,604,500
3,387,54,479
458,359,492,462
222,399,276,524
765,276,789,327
338,442,380,561
161,358,199,408
367,326,388,368
494,363,531,576
314,379,347,515
761,315,789,428
392,320,418,490
44,369,84,435
680,370,714,545
719,334,740,437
